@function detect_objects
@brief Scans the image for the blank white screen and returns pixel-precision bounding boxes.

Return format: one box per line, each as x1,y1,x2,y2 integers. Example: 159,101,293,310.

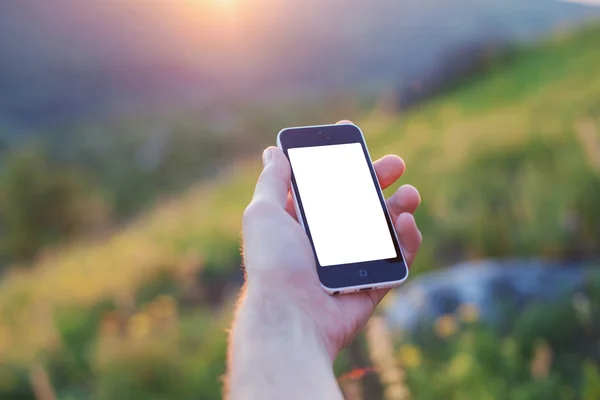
288,143,397,267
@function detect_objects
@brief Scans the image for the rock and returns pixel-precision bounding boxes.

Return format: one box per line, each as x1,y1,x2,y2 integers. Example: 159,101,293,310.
383,259,596,333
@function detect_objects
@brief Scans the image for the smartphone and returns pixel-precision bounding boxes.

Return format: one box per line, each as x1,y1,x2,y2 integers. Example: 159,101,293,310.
277,123,409,294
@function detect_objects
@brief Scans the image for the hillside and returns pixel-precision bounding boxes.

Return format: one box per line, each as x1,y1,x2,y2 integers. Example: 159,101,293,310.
0,21,599,399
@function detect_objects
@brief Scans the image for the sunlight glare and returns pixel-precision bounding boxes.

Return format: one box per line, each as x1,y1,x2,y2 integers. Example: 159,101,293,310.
193,0,240,12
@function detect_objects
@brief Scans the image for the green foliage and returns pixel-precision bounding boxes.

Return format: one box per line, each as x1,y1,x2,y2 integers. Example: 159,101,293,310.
40,96,351,219
0,364,32,399
50,301,117,389
0,146,109,263
582,360,600,400
95,351,194,400
399,273,600,400
90,299,229,400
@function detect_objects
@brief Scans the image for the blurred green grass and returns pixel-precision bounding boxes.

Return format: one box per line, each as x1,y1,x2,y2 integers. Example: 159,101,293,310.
390,272,600,400
0,21,599,399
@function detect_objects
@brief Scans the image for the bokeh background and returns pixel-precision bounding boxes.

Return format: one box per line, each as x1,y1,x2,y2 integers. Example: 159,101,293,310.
1,1,600,399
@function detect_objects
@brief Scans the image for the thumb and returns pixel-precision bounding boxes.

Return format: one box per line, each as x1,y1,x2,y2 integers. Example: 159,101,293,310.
251,146,291,207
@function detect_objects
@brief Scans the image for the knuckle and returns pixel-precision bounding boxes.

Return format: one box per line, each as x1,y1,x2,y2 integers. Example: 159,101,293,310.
407,184,421,198
408,230,423,253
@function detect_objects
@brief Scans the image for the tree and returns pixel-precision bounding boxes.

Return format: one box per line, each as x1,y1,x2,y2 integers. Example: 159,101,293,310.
0,145,109,264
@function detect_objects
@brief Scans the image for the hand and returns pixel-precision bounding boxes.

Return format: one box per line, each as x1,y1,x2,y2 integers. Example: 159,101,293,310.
242,122,422,361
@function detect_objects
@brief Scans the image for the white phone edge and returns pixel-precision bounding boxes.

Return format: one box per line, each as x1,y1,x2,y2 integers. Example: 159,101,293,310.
276,123,409,295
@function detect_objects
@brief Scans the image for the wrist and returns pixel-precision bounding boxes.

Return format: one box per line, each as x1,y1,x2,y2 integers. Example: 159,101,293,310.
228,284,343,399
236,282,332,361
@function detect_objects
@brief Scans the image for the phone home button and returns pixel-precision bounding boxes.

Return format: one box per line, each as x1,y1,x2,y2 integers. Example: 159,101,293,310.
359,270,368,277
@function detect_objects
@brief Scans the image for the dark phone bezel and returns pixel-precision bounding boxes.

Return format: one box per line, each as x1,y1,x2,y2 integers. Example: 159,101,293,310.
278,124,408,290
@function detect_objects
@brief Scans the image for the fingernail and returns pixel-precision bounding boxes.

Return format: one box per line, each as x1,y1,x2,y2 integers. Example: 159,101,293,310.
262,148,273,166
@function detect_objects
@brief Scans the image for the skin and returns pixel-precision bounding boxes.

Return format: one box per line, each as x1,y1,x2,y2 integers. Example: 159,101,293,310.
227,121,422,400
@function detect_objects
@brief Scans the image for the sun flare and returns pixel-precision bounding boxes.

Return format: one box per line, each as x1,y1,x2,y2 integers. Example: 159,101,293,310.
184,0,248,21
193,0,240,11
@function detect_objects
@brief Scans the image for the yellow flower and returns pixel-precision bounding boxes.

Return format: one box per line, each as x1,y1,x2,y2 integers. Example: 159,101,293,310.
457,303,479,323
127,312,152,339
434,314,458,338
447,352,473,380
148,295,177,321
398,344,422,368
